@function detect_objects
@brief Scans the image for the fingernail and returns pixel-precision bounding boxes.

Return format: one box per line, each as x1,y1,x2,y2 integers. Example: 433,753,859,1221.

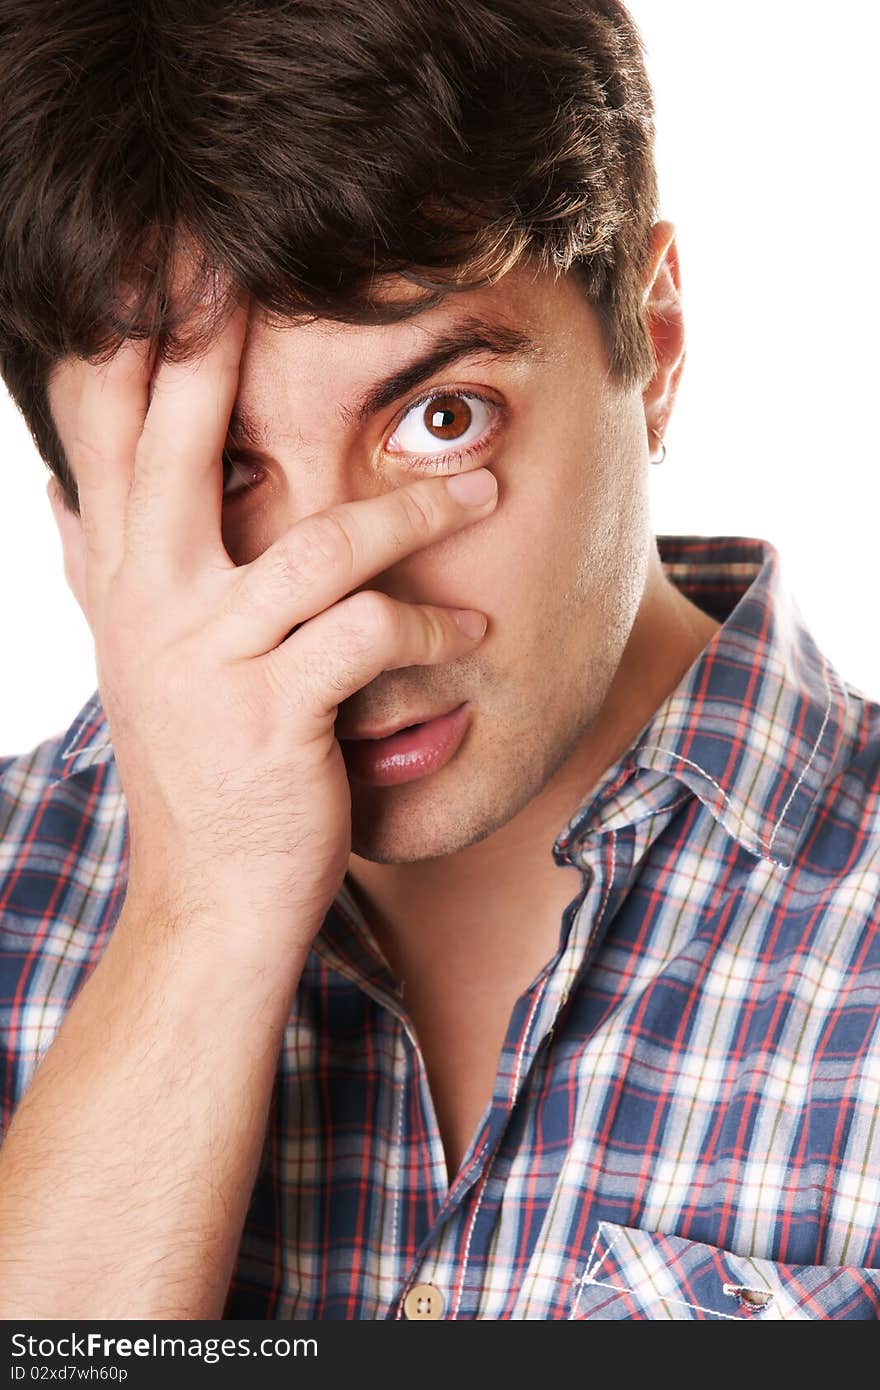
446,468,497,507
452,609,488,639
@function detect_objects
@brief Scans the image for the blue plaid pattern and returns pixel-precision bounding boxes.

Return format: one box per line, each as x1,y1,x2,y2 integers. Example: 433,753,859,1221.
2,535,879,1319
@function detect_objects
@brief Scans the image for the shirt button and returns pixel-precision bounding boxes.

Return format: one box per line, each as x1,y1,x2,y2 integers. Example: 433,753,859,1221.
403,1282,445,1320
738,1288,773,1310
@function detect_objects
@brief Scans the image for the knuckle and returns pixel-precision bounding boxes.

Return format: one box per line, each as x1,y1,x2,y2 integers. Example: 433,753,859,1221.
394,486,437,544
272,513,355,591
344,587,399,642
321,651,361,700
423,606,450,653
132,417,161,463
133,423,183,474
68,430,110,479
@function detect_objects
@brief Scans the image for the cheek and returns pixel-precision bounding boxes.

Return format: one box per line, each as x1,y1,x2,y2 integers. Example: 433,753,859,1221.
575,466,650,616
497,466,593,595
455,489,584,660
487,455,649,643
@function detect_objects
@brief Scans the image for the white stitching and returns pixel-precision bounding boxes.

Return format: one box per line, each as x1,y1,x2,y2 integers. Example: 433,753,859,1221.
582,1222,605,1272
450,1164,491,1320
401,1129,491,1323
452,959,556,1319
63,740,111,763
588,792,695,839
765,676,833,854
627,793,695,828
569,1221,620,1318
59,698,103,759
510,976,549,1102
584,1275,738,1320
59,702,94,757
638,748,739,815
456,1134,490,1192
643,658,835,860
636,746,790,864
571,1222,754,1320
568,1271,589,1320
568,1224,607,1318
388,1028,408,1297
586,1221,621,1282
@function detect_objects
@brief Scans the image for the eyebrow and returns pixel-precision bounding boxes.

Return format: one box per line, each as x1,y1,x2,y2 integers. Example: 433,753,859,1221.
346,315,540,425
226,314,540,449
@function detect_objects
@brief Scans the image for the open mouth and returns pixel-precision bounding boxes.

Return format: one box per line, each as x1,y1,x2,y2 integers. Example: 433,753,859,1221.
339,703,472,786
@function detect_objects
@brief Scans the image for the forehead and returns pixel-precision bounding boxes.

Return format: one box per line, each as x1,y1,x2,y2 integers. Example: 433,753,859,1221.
45,254,607,447
238,257,604,402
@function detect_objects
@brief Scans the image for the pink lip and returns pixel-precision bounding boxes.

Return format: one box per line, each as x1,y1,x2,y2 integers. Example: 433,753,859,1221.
337,705,457,741
339,703,471,786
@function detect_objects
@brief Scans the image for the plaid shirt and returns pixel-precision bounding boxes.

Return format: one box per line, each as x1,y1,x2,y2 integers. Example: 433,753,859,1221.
2,535,880,1321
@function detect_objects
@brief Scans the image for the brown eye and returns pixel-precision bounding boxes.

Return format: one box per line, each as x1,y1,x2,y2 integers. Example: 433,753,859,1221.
422,394,472,442
385,390,500,466
221,451,264,502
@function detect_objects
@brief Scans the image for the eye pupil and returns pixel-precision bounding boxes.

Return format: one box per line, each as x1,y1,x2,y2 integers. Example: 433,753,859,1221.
425,394,472,441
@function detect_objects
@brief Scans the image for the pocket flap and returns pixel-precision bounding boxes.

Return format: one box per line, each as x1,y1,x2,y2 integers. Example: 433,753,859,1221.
571,1221,880,1319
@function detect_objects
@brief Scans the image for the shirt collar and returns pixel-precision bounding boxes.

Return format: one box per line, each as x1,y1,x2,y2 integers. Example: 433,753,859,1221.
52,535,853,870
553,535,852,870
51,687,113,784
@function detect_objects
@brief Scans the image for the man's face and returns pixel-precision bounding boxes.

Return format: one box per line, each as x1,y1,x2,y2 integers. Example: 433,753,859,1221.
217,258,654,865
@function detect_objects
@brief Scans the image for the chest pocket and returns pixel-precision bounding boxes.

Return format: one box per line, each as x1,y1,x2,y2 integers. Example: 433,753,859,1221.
570,1221,880,1320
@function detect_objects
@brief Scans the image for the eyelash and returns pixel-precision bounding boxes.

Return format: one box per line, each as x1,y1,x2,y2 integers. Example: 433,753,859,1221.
389,387,504,473
221,386,505,502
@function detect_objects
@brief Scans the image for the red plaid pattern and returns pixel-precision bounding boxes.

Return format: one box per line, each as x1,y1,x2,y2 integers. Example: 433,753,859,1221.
2,535,879,1319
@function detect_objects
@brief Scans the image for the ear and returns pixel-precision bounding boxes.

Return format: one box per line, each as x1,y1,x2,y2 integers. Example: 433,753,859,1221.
641,220,685,459
46,477,92,627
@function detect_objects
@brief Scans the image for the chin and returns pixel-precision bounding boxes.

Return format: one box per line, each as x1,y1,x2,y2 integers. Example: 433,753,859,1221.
348,799,486,865
346,756,536,867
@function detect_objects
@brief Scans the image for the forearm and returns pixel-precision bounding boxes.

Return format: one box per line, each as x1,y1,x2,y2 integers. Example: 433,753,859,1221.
0,893,309,1319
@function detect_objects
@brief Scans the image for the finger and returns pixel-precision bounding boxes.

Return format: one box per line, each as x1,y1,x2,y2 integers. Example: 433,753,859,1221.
125,290,250,576
212,468,499,659
261,587,488,734
48,338,154,587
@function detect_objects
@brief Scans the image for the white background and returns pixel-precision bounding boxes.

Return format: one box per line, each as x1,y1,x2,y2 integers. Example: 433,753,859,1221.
1,0,878,756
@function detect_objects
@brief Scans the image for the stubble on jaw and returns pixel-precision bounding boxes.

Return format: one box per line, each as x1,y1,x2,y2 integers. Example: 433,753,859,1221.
345,606,623,869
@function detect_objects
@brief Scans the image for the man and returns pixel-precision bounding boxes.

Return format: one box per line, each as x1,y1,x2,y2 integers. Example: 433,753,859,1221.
0,0,878,1322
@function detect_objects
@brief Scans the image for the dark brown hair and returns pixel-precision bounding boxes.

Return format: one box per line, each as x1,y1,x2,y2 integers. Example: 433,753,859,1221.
0,0,659,515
